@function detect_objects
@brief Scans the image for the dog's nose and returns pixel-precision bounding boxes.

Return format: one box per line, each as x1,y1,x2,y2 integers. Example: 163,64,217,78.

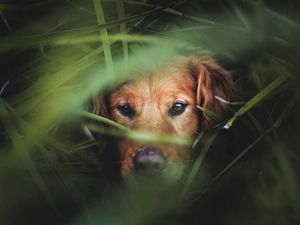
133,147,167,173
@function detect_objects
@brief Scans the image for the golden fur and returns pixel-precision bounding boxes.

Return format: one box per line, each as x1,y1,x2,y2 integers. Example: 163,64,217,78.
93,55,236,175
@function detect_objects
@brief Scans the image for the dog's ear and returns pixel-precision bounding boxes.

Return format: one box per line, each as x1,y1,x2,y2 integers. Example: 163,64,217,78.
89,95,108,117
188,56,236,129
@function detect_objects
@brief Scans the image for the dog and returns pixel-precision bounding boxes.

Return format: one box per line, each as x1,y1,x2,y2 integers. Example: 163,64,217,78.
90,54,236,177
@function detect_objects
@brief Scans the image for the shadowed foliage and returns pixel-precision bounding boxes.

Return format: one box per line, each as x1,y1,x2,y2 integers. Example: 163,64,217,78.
0,1,299,225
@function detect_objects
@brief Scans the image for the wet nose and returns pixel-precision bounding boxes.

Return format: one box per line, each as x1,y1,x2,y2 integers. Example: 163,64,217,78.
133,147,167,173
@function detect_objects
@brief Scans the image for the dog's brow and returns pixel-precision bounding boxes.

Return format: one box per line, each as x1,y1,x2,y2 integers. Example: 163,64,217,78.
112,79,134,92
120,79,133,86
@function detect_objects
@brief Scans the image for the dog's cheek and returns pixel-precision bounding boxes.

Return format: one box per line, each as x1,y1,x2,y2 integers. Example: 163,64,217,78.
110,110,134,128
118,141,137,175
173,146,190,162
173,111,199,137
178,146,190,161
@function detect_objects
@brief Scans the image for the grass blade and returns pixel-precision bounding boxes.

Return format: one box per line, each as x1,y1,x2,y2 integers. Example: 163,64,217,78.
0,99,58,213
0,0,186,49
116,0,128,65
197,106,221,124
225,75,287,128
182,129,220,197
93,0,114,75
80,110,192,146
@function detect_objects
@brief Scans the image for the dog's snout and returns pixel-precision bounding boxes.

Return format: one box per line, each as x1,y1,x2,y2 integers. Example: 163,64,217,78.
133,147,167,173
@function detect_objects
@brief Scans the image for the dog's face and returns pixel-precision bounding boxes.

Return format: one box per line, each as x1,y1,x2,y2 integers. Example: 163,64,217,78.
109,63,199,175
93,55,236,176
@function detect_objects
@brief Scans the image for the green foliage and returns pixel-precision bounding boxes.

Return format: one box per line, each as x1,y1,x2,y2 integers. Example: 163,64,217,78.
0,1,299,225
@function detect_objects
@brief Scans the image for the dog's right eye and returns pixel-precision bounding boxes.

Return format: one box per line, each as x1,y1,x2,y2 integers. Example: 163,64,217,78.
117,103,135,117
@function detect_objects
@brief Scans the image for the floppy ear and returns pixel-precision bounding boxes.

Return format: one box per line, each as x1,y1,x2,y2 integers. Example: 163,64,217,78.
188,56,236,129
89,94,108,117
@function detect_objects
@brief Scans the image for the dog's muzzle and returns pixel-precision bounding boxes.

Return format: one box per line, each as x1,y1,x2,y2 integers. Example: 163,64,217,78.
133,146,167,174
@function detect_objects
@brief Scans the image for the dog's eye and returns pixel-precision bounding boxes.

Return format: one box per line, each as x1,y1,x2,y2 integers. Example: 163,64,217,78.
169,101,187,116
117,103,135,117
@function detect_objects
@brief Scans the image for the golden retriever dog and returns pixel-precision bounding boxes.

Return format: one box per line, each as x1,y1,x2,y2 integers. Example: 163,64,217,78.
91,54,236,176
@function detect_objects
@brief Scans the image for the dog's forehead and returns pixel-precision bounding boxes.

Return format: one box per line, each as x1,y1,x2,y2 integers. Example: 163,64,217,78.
108,66,196,110
118,65,194,95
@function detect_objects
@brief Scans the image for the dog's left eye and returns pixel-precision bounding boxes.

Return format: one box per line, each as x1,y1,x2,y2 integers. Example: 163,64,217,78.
169,101,187,116
117,103,135,117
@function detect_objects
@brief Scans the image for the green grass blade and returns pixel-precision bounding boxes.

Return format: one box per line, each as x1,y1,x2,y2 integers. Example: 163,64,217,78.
0,0,186,49
182,129,220,197
198,126,275,199
225,75,287,128
245,0,300,29
116,0,128,65
55,33,161,45
231,2,251,30
275,145,300,203
0,10,10,31
93,0,114,75
79,110,129,132
273,96,298,128
80,110,192,146
197,106,221,124
0,99,58,213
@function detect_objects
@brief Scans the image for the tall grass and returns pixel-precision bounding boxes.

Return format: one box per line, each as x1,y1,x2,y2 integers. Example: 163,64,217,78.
0,1,299,225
